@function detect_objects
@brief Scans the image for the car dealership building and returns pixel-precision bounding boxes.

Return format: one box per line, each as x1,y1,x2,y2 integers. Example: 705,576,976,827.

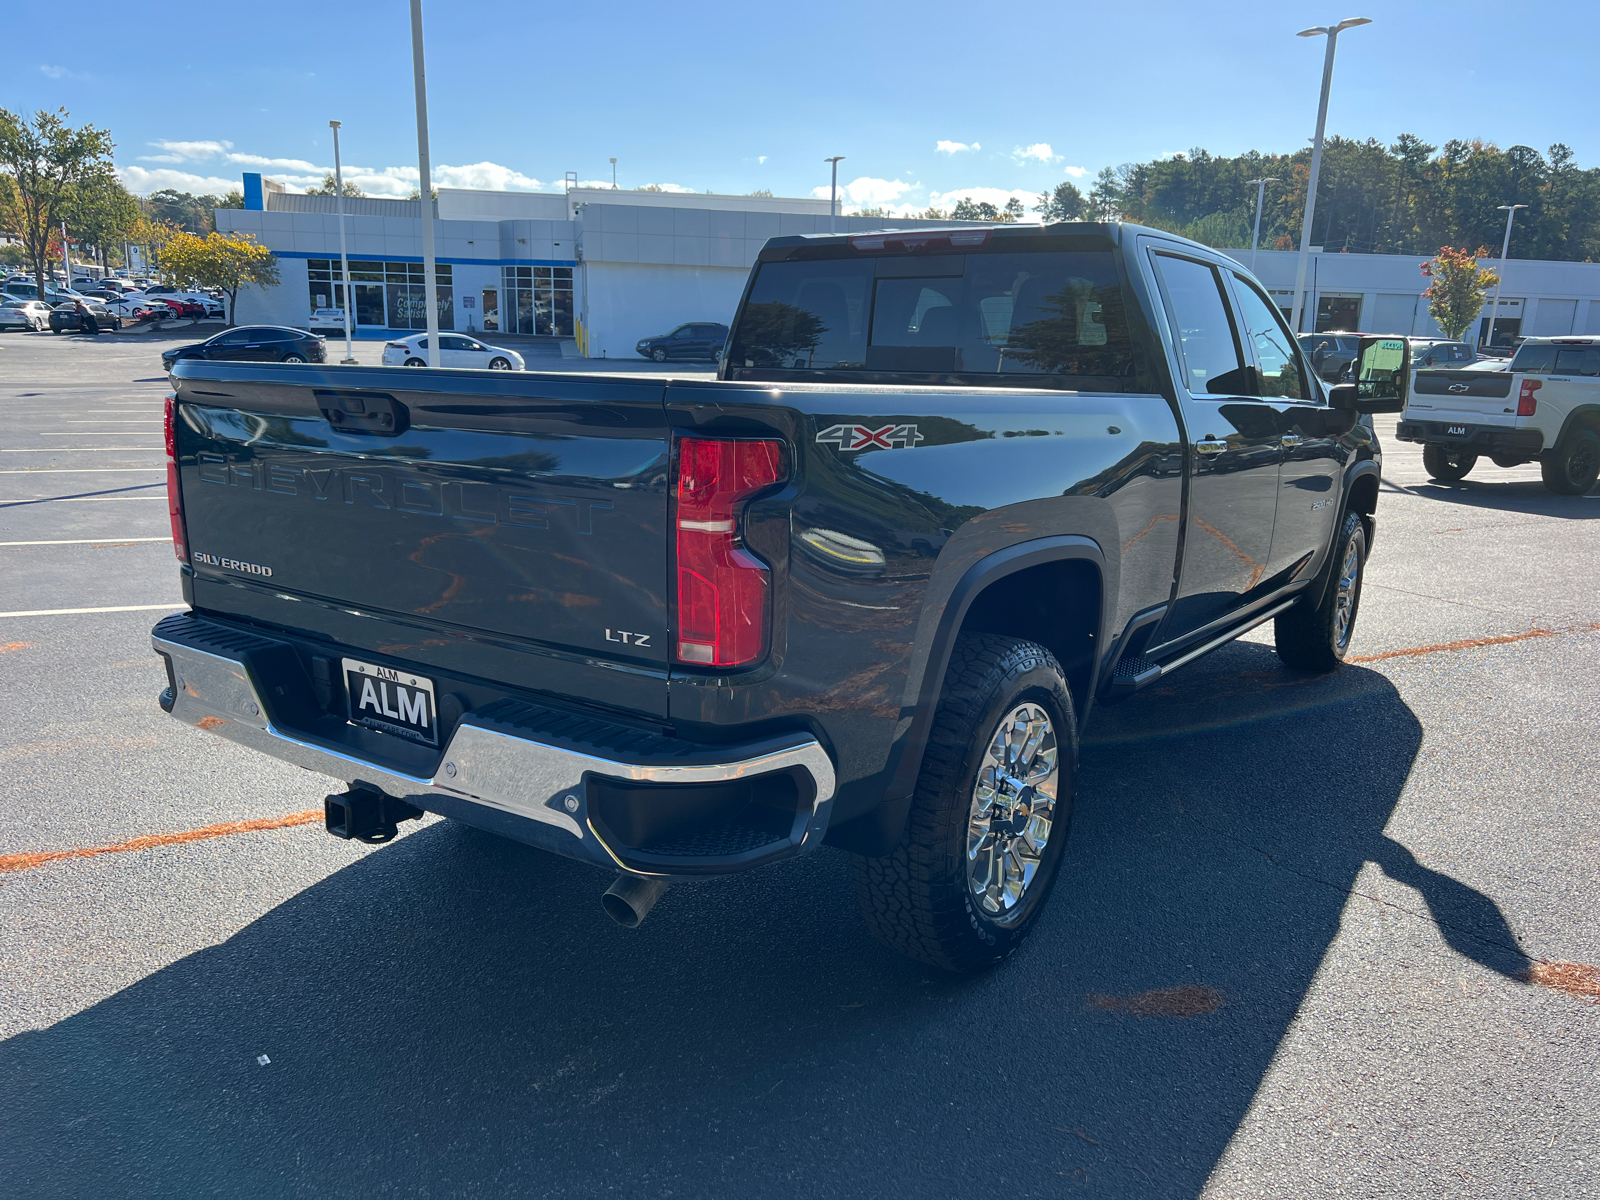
220,172,1600,358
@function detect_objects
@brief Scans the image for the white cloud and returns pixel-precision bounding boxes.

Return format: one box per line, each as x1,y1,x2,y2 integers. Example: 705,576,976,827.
150,139,234,160
432,161,547,191
40,64,87,80
117,166,245,196
227,153,324,172
758,155,768,165
1063,165,1088,178
811,176,916,206
936,140,980,154
1011,143,1061,164
574,179,615,190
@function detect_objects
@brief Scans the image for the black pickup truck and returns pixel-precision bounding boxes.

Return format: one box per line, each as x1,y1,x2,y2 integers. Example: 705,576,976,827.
152,223,1408,971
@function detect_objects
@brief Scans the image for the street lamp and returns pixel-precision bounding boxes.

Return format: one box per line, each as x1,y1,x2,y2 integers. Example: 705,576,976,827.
824,156,845,234
1246,177,1279,272
329,120,358,364
409,0,440,368
1484,203,1528,352
610,157,618,189
1289,17,1371,334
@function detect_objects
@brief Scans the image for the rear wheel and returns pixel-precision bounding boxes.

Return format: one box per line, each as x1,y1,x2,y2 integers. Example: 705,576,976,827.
1541,427,1600,495
1274,510,1367,672
282,353,306,364
853,634,1076,973
488,357,511,370
1422,443,1477,482
404,357,426,367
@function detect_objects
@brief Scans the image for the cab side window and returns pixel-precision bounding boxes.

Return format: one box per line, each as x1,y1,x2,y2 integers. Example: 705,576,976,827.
1232,275,1306,400
1152,254,1251,396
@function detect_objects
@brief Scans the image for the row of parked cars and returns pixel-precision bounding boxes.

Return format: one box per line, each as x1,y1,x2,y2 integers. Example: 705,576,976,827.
0,274,225,330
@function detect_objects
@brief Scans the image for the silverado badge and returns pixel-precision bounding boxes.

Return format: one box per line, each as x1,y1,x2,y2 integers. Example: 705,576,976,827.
816,423,925,452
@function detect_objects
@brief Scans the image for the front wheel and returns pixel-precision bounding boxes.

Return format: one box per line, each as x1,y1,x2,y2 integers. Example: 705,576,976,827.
1422,443,1477,482
488,357,511,370
1274,510,1367,672
1541,427,1600,495
853,634,1077,973
651,348,668,362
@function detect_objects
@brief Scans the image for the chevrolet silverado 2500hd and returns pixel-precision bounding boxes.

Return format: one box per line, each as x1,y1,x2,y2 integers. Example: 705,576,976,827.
152,223,1408,971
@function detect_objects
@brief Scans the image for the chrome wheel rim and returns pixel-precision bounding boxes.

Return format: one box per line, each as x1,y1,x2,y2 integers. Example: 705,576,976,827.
1333,538,1361,650
966,703,1059,922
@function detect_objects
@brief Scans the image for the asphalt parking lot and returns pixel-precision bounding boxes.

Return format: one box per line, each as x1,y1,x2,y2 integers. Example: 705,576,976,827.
1,329,1596,1199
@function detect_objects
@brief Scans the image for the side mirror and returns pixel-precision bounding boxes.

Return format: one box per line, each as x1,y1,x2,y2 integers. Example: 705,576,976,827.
1332,336,1410,413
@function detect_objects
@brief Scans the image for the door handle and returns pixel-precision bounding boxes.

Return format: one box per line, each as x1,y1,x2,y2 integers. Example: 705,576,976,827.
1193,440,1228,456
1280,434,1304,447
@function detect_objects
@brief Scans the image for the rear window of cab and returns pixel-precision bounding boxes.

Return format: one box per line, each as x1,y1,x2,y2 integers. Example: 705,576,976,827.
1511,343,1600,376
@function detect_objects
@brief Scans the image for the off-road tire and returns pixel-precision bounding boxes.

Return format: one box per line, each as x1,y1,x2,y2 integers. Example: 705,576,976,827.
852,634,1077,973
1541,427,1600,496
1274,510,1367,672
1423,443,1477,482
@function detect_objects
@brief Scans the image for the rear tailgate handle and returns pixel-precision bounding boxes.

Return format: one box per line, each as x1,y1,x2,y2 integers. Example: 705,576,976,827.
314,389,409,436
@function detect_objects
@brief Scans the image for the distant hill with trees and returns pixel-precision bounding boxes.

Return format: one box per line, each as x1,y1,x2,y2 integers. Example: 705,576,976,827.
1056,135,1600,262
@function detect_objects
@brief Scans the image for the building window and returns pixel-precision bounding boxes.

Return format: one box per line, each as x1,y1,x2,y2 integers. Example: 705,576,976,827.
307,259,452,329
502,265,574,336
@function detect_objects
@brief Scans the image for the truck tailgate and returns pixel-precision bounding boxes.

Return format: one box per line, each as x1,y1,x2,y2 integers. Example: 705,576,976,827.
172,364,672,718
1408,368,1515,421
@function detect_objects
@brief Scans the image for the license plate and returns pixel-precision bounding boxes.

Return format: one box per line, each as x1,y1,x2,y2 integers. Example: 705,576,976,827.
1445,425,1469,436
343,658,437,746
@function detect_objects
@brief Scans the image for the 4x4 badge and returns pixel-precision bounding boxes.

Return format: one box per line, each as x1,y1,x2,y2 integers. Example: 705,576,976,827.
816,423,925,451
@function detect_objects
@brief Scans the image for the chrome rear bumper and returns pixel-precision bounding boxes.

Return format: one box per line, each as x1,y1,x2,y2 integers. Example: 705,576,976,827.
152,613,835,876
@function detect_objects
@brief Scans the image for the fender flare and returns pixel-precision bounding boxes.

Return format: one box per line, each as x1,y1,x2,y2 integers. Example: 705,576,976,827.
1552,404,1600,450
826,535,1107,857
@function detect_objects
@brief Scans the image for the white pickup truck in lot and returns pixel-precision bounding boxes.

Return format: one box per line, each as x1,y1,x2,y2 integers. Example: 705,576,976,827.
1399,335,1600,494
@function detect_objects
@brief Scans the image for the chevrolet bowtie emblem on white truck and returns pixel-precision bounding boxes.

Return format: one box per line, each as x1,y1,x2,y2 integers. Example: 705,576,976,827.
815,423,925,452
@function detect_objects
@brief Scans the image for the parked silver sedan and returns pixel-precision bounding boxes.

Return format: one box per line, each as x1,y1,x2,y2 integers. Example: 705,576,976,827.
0,299,53,332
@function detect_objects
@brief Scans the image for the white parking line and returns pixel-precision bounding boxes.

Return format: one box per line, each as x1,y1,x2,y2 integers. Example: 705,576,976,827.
0,603,186,618
0,448,163,452
0,468,165,474
0,538,171,545
26,497,168,502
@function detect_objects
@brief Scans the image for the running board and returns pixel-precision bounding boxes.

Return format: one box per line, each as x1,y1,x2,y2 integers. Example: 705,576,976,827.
1107,598,1299,698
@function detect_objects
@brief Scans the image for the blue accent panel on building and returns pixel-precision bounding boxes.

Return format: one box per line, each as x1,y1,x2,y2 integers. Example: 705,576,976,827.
243,174,264,211
270,250,578,267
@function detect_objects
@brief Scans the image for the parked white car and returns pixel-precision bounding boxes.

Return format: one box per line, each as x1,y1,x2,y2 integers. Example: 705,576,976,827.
1400,334,1600,494
309,307,349,333
0,299,53,331
381,333,525,370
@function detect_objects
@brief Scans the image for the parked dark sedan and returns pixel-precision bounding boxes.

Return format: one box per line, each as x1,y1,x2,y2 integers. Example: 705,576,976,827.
162,326,327,370
635,322,728,362
49,302,123,333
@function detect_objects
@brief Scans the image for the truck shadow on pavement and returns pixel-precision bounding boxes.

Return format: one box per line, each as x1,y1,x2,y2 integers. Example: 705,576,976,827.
0,644,1535,1198
1407,478,1600,516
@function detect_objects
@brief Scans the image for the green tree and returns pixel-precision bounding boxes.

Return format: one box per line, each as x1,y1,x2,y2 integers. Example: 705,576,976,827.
0,243,26,268
0,107,116,298
1420,245,1498,341
304,172,364,197
1036,180,1086,222
160,230,279,325
64,174,141,268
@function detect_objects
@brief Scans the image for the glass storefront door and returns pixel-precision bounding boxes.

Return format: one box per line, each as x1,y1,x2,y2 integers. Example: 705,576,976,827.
502,265,575,335
481,287,498,332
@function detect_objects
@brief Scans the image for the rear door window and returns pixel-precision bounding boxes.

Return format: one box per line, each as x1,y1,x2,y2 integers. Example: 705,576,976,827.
1552,346,1600,376
1151,254,1249,396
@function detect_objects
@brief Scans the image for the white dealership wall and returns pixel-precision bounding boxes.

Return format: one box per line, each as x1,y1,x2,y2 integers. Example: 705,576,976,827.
1230,246,1600,341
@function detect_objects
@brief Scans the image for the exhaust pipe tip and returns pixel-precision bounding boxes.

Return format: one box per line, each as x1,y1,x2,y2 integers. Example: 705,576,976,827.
602,873,670,928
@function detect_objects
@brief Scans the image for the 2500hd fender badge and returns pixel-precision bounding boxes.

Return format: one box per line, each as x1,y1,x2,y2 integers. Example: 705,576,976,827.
816,423,925,452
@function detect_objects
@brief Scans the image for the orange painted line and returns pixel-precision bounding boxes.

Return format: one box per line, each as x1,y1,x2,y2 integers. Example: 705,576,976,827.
0,642,29,654
1348,621,1600,664
0,809,323,874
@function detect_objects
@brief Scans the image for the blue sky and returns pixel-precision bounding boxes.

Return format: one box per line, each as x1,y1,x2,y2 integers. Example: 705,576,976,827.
6,0,1592,215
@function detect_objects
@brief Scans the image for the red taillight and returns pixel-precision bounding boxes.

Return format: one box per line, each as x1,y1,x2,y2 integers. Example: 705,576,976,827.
1517,378,1540,416
164,396,188,563
674,437,784,667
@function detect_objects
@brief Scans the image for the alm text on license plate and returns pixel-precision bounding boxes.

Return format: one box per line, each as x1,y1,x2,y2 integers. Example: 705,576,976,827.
344,658,437,745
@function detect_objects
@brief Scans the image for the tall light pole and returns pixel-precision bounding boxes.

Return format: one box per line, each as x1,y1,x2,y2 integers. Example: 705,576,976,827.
610,157,618,189
409,0,440,368
824,156,845,234
1289,17,1371,334
329,120,358,364
1246,177,1279,271
1484,203,1527,352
